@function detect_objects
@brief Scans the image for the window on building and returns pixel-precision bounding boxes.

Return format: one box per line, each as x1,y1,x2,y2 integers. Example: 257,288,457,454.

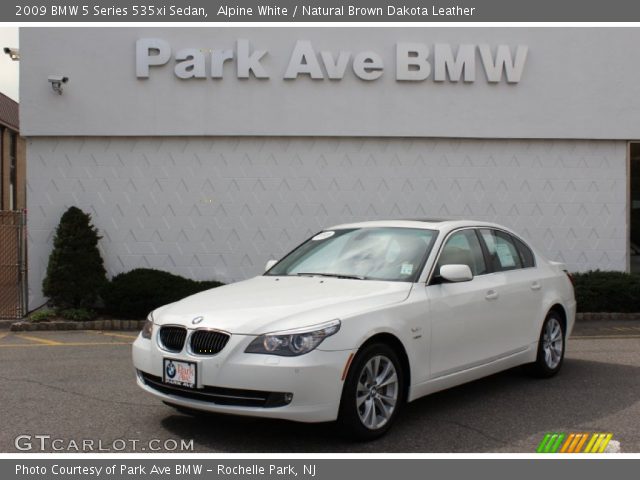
9,132,16,211
0,126,3,210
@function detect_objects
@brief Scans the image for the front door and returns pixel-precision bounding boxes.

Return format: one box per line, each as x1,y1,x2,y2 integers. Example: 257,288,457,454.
427,228,505,378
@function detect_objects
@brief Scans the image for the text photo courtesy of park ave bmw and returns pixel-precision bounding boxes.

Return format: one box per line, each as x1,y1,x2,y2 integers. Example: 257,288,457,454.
1,3,640,466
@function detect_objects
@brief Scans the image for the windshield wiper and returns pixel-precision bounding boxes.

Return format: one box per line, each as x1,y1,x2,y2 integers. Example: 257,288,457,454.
295,272,367,280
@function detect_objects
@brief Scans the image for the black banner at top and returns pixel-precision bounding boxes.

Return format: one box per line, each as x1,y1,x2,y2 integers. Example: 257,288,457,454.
4,0,640,22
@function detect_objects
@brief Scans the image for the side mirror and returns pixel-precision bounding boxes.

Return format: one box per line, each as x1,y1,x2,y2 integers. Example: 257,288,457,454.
439,264,473,283
265,259,278,272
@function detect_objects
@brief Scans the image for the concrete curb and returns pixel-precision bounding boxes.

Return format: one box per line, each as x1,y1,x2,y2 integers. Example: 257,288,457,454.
576,313,640,321
9,319,146,332
0,320,16,330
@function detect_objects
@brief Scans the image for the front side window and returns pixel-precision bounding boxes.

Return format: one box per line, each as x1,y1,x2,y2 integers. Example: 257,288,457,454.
266,227,437,282
436,229,487,276
480,229,524,272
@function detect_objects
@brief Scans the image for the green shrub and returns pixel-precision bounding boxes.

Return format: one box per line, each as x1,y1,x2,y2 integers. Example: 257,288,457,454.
572,270,640,313
29,308,57,323
102,268,223,319
42,206,107,309
58,308,97,321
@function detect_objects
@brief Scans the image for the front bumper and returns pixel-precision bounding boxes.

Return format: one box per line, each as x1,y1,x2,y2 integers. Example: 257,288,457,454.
132,328,353,423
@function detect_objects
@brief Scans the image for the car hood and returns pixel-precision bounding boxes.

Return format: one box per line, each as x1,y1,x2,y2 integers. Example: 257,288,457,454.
154,275,412,335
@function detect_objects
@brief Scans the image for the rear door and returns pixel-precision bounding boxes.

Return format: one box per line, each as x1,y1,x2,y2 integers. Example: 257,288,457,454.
478,229,542,349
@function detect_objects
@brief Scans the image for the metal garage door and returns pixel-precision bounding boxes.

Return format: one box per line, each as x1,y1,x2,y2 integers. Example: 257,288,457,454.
0,210,27,318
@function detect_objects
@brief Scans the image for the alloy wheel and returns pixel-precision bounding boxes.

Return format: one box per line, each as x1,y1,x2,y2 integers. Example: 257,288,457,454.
356,355,399,430
542,316,564,369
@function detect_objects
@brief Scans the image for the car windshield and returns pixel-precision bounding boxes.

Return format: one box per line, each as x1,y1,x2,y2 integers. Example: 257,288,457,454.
266,227,438,282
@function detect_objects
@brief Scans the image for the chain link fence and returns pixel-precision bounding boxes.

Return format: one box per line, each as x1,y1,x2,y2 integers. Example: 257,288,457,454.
0,210,27,319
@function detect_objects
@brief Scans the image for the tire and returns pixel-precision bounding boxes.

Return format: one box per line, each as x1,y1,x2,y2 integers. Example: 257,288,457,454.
337,343,405,441
525,310,566,378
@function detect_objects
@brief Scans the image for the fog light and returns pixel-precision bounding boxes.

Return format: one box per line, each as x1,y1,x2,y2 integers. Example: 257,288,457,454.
264,392,294,408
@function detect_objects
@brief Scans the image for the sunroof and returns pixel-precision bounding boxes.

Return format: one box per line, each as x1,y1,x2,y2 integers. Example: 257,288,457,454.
404,218,449,223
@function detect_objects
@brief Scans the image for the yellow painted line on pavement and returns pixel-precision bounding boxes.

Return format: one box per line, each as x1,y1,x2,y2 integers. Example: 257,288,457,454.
0,332,8,341
16,334,64,345
87,331,138,340
0,341,131,348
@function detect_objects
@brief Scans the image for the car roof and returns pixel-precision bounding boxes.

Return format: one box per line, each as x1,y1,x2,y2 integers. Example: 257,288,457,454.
326,219,507,231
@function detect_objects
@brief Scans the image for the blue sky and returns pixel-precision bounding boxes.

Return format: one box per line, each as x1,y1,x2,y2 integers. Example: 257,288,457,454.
0,27,19,101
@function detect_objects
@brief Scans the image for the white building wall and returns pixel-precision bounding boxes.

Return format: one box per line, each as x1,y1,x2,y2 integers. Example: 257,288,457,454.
27,136,627,309
19,28,640,139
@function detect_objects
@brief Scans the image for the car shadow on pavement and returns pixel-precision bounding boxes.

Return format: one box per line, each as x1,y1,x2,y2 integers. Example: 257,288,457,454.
159,358,640,452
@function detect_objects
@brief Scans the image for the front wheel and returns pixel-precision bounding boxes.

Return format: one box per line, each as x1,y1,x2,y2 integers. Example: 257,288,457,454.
337,343,405,440
525,311,566,378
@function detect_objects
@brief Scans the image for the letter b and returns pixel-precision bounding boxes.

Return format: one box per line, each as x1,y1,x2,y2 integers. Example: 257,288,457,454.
396,43,431,81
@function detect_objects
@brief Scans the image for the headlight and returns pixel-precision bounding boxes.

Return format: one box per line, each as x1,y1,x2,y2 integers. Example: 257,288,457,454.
245,319,341,356
141,312,154,339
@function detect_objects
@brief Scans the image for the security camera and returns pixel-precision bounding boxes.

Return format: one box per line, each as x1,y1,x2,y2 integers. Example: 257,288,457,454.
3,47,19,61
48,75,69,95
48,75,69,84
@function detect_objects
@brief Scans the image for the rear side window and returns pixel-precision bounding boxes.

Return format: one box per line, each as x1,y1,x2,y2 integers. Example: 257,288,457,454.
512,236,536,268
479,229,523,272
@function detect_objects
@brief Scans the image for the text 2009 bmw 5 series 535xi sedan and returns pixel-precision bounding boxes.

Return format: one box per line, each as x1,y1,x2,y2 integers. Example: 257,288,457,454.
132,219,576,439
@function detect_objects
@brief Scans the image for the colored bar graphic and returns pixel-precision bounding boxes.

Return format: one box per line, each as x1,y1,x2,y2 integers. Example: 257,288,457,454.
560,433,576,453
536,433,565,453
574,433,589,453
537,432,613,453
584,433,598,453
550,433,565,453
544,434,558,453
536,433,553,453
597,434,613,453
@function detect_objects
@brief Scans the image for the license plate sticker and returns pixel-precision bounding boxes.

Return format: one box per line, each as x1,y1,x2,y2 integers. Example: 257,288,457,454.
163,358,197,388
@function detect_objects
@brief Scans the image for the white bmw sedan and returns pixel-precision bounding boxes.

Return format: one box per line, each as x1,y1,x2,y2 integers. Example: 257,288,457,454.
132,220,576,439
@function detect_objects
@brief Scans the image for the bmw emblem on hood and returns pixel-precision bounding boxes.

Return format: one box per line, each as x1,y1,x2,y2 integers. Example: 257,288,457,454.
192,316,204,325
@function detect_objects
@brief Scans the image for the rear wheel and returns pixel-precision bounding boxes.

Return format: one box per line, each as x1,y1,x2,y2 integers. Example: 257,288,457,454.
338,343,405,440
525,311,565,378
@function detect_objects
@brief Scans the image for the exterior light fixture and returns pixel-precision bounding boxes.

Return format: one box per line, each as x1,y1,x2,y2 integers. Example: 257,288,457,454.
3,47,20,61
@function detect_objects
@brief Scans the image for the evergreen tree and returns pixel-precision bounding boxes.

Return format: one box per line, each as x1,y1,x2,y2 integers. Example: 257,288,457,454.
42,206,107,308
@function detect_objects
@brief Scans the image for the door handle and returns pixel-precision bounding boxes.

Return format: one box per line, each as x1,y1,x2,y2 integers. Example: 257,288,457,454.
485,290,499,300
530,281,541,291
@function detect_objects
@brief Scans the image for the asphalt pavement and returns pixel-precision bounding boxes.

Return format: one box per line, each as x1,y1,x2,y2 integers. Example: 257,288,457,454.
0,322,639,453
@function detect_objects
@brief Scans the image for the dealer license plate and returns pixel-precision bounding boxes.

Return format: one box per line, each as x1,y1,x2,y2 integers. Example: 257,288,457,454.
163,358,197,388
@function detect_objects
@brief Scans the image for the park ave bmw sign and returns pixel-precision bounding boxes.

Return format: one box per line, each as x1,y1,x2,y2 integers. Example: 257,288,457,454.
136,38,528,83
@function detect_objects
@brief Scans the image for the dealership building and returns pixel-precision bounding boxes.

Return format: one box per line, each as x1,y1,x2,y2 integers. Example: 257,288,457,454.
19,27,640,309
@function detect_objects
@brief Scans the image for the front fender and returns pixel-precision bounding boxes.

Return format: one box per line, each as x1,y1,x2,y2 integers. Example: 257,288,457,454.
318,288,430,388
